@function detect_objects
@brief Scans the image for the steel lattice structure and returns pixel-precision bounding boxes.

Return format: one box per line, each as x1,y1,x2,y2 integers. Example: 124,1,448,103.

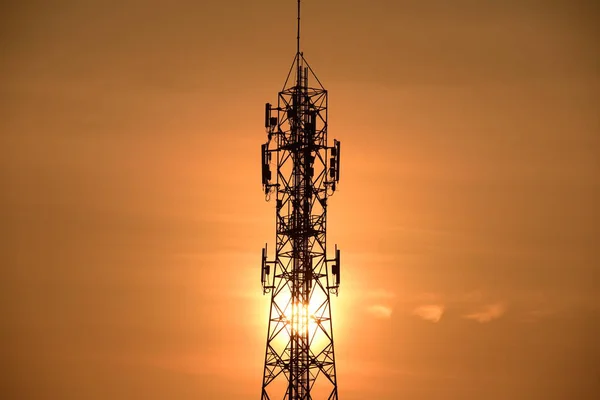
259,2,342,399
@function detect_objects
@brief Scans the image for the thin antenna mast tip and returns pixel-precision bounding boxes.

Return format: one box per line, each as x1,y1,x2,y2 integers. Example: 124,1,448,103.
296,0,301,54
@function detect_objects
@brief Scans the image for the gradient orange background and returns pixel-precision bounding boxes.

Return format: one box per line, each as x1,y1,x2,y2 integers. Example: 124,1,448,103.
1,1,599,399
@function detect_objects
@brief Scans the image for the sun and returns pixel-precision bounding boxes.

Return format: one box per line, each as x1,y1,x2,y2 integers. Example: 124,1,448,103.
269,286,332,350
285,298,320,335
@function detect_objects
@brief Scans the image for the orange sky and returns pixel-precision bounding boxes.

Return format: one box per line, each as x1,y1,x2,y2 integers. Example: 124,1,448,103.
1,1,599,399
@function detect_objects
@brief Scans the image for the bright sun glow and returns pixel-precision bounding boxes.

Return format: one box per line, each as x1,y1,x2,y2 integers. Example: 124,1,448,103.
271,288,331,350
285,299,320,335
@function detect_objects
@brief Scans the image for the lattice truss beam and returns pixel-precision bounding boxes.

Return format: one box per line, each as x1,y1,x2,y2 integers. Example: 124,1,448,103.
259,53,342,400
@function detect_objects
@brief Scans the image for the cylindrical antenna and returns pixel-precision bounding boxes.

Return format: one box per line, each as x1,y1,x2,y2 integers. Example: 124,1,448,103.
297,0,301,54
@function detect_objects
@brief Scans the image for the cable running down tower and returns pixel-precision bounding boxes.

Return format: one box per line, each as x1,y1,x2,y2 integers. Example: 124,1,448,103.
259,1,342,399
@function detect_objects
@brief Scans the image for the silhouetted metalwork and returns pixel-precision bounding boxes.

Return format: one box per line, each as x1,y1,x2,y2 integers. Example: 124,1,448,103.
259,2,342,399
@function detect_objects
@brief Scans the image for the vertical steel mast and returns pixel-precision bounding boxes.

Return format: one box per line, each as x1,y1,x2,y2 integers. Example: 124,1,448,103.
259,1,342,399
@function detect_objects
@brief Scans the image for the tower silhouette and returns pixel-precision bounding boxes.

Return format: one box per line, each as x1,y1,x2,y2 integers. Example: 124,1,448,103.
259,2,342,399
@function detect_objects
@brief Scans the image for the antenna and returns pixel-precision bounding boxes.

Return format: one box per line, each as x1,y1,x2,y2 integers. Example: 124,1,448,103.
259,1,343,399
297,0,301,55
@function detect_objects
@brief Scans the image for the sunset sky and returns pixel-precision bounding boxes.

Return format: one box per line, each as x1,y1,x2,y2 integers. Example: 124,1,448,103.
1,1,599,399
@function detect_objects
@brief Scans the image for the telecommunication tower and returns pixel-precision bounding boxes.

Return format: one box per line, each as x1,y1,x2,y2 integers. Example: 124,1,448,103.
259,1,342,399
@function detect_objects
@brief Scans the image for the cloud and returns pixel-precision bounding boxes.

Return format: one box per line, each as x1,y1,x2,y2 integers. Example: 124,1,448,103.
367,304,393,319
413,304,444,323
364,289,395,319
464,302,506,323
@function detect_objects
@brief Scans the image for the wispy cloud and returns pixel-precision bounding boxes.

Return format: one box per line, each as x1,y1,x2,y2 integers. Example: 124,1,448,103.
413,304,445,323
364,289,395,319
464,302,507,323
367,304,393,319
